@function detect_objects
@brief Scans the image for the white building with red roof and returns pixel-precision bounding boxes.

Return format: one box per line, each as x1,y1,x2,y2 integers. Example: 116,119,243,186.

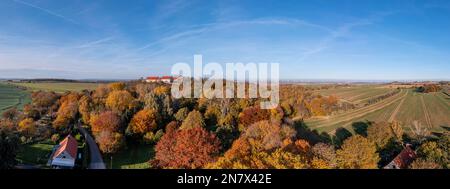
146,76,160,83
145,76,176,83
50,135,78,168
160,76,174,83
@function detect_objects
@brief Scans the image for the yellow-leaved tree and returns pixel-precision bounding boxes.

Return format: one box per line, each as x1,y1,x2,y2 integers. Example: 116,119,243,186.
336,135,380,169
126,109,158,136
106,90,137,114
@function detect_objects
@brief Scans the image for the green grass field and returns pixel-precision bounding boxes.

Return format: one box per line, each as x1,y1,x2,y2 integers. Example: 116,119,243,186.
315,85,395,105
16,143,54,167
8,82,99,93
104,144,155,169
305,88,450,134
0,82,31,114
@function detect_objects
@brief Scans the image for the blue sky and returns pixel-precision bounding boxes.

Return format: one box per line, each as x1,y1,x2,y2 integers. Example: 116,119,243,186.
0,0,449,80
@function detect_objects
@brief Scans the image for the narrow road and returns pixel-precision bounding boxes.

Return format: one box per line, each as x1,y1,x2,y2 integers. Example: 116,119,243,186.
76,122,106,169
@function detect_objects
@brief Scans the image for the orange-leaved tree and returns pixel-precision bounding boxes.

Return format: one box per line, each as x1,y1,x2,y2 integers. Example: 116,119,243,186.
238,106,270,131
207,121,311,169
154,127,221,169
90,111,123,154
126,109,158,136
90,111,121,136
108,82,126,91
96,130,124,154
53,93,79,130
78,95,93,124
18,118,36,137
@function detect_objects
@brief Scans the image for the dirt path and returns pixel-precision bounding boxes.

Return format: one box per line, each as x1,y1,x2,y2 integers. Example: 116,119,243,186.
388,93,407,122
304,89,408,131
420,96,433,128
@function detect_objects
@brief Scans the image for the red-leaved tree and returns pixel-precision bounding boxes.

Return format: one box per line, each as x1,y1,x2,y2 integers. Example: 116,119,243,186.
90,111,121,135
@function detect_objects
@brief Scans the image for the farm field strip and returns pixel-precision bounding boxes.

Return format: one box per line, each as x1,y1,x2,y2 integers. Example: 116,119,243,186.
8,82,99,92
317,86,395,105
321,89,407,124
304,89,408,131
340,89,382,101
336,98,402,132
422,93,450,129
346,90,376,101
311,87,368,103
374,99,402,123
322,91,450,134
378,101,400,121
347,88,392,99
315,87,370,97
322,90,409,133
388,96,406,122
420,96,433,128
0,82,31,113
391,92,449,132
393,92,429,130
436,92,450,106
352,89,396,104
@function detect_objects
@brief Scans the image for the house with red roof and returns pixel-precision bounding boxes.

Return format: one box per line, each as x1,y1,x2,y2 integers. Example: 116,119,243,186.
146,76,160,83
160,76,174,84
50,135,78,168
145,76,176,83
384,144,417,169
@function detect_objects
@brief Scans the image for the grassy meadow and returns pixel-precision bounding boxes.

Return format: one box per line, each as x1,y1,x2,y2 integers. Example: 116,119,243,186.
104,144,155,169
16,143,54,167
8,82,99,93
0,82,31,114
315,85,396,105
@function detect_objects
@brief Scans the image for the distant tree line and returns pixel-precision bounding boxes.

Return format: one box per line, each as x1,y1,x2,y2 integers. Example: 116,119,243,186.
416,84,442,93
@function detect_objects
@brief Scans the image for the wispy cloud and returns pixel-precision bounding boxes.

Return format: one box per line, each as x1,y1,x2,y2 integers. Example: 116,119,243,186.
13,0,79,25
298,11,396,61
135,17,332,53
156,0,192,20
76,37,114,48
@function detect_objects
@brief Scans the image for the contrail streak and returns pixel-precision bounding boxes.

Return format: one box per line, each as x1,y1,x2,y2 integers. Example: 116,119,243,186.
13,0,79,25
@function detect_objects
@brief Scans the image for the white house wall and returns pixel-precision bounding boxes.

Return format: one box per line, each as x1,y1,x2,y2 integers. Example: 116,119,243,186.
51,151,75,167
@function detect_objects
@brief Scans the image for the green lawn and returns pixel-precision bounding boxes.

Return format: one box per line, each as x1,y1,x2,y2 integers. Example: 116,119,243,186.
0,82,31,114
16,143,54,167
8,82,99,93
104,144,155,169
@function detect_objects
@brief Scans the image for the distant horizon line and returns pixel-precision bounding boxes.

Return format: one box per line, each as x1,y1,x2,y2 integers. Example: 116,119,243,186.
1,77,448,83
